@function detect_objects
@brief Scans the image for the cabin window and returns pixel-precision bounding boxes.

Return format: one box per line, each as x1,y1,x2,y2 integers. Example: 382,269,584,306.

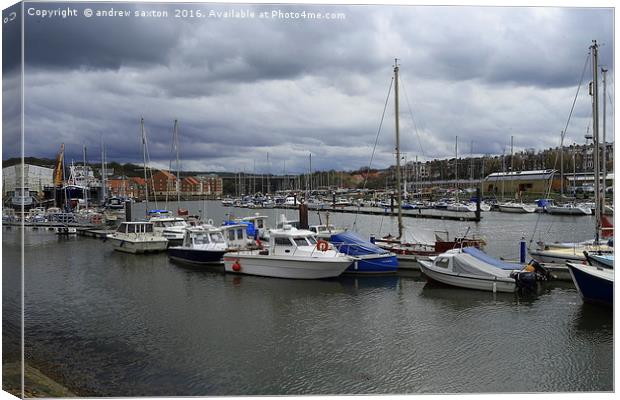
144,224,153,233
210,232,224,243
293,238,310,246
274,237,292,246
435,258,450,269
127,224,136,233
307,236,317,245
256,220,264,228
195,234,209,244
228,230,235,241
237,229,244,239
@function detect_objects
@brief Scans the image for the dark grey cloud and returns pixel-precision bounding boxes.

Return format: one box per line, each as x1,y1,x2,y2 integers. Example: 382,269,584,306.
11,2,615,174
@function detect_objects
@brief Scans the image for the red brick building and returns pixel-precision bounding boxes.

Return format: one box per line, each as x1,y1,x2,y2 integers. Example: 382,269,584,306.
181,176,201,195
152,170,177,195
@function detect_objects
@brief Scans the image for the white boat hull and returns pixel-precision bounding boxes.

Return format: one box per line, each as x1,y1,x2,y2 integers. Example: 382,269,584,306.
223,253,352,279
108,237,168,254
498,204,536,213
419,260,516,292
546,206,592,215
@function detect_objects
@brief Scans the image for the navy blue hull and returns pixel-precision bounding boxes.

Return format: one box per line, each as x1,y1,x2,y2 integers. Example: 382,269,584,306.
345,255,398,274
568,265,613,306
168,248,226,264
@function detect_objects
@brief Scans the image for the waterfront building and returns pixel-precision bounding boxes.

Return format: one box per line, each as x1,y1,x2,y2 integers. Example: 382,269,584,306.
197,174,223,196
484,169,558,197
2,164,54,195
152,170,177,196
181,176,201,195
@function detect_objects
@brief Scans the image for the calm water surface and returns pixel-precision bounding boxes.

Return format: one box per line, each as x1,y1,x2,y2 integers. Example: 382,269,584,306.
3,201,614,395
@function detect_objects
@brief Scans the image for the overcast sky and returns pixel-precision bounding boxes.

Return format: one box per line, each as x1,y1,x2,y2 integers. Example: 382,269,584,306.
2,1,614,174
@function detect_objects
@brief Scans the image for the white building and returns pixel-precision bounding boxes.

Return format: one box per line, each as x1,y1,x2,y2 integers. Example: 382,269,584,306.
2,164,54,195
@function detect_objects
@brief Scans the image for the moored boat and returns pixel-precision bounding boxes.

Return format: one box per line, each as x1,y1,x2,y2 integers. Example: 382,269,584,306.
497,202,536,213
107,222,168,254
168,226,228,265
330,231,398,274
222,225,354,279
418,248,548,293
566,262,613,306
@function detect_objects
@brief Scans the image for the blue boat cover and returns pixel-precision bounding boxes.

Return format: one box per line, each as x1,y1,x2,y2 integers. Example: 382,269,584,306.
330,232,389,256
223,220,256,237
535,199,552,207
463,247,522,270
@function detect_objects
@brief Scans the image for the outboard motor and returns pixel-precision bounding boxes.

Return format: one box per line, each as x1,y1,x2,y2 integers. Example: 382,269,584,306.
511,259,551,292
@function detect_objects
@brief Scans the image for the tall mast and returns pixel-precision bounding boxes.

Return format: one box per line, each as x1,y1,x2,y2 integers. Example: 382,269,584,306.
590,40,601,242
394,59,403,238
100,138,106,203
454,136,458,201
83,145,88,209
560,130,564,198
601,67,607,212
173,119,181,209
510,135,514,198
141,117,149,212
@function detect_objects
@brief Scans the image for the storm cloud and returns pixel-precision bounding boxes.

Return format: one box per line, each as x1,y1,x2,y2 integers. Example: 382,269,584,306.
7,1,614,174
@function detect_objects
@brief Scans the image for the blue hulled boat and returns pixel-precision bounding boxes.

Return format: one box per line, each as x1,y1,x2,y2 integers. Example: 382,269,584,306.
168,227,227,265
567,262,613,307
330,232,398,274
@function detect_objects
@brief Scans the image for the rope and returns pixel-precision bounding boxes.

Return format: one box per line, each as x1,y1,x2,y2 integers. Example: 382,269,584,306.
528,52,590,247
351,77,394,230
399,75,426,158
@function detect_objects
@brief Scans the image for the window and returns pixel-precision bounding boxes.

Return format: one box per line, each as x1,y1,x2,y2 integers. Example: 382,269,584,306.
293,238,310,246
194,234,209,244
307,236,317,245
210,233,224,243
275,237,292,246
228,230,235,241
144,224,154,233
435,258,450,269
237,229,244,239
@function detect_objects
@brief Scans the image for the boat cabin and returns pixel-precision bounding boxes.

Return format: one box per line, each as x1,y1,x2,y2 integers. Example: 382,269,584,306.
116,222,155,234
269,227,319,256
220,224,255,250
182,227,226,247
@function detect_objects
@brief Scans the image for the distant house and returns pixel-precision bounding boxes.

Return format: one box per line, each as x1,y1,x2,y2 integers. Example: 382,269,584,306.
181,176,201,195
197,174,223,196
152,170,177,195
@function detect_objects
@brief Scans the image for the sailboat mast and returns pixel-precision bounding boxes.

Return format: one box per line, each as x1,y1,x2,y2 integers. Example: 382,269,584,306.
394,59,403,238
141,117,149,213
560,130,564,198
174,119,181,209
601,67,607,211
83,145,88,209
454,136,458,200
100,139,106,203
590,40,601,241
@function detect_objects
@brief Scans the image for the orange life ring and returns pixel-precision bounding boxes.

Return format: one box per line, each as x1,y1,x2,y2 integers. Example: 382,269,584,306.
316,240,329,252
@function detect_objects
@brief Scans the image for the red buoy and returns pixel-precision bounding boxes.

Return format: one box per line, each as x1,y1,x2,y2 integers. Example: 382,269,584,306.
232,261,241,272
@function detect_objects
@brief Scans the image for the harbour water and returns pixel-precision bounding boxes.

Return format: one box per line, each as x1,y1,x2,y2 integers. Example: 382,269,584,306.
3,201,613,395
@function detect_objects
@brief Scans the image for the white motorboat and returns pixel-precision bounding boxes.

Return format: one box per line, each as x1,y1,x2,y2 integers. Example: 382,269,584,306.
308,224,346,240
546,204,592,215
418,248,547,293
446,202,477,212
149,214,189,246
107,222,168,254
222,225,354,279
529,242,613,264
498,202,536,213
168,226,228,265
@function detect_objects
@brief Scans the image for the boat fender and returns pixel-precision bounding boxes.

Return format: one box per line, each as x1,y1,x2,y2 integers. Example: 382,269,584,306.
232,260,241,272
207,219,214,226
256,239,262,249
316,240,329,252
